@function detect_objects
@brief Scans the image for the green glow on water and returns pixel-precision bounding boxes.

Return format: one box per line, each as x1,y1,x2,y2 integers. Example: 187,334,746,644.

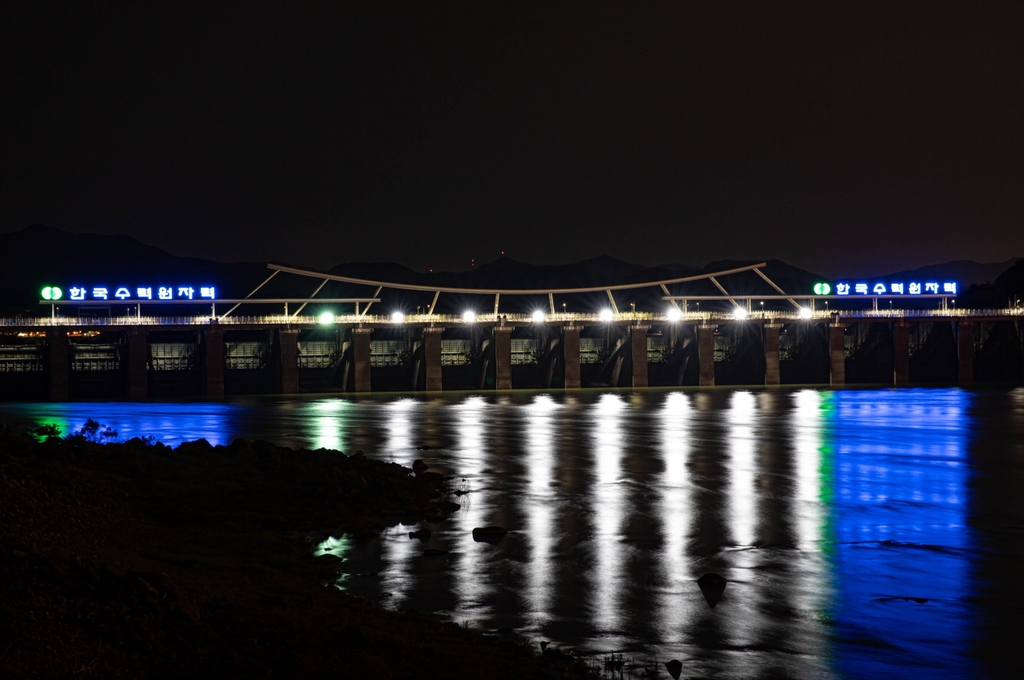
817,391,838,557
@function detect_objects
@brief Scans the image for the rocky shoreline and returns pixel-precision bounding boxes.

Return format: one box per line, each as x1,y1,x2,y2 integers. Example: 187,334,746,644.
0,424,583,678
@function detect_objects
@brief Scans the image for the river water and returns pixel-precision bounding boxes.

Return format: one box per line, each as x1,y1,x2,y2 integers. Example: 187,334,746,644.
3,387,1023,679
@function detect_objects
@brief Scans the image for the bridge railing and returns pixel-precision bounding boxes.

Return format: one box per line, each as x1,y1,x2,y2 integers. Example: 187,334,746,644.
1,307,1021,328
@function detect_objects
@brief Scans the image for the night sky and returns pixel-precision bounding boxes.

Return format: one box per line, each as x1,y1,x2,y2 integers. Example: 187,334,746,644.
3,3,1022,277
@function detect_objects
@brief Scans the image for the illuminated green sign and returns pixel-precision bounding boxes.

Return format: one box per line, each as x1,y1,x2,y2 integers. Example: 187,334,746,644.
41,286,63,300
813,282,831,296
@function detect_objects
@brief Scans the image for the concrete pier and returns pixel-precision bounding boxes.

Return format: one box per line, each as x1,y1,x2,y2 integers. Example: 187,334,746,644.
12,308,1020,401
277,330,299,394
494,327,512,390
893,321,910,386
562,326,581,389
957,321,974,384
47,329,69,401
829,323,846,386
764,323,781,386
631,326,648,388
127,328,148,399
352,328,372,393
424,329,443,391
204,327,225,396
698,325,716,387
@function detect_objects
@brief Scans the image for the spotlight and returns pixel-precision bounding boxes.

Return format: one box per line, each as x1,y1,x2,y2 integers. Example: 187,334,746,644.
667,307,682,322
462,311,476,323
391,311,405,324
732,307,748,320
531,310,546,323
798,307,813,319
318,311,336,325
599,309,614,322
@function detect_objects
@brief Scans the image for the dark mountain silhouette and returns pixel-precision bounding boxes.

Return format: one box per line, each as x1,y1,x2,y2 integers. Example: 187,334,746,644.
0,225,272,316
867,259,1021,288
6,223,1012,317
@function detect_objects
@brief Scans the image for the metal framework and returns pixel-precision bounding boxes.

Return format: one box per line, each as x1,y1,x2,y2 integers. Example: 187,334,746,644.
37,259,961,321
260,261,806,314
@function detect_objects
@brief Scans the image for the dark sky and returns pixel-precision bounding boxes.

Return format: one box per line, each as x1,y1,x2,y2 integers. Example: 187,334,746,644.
3,2,1022,277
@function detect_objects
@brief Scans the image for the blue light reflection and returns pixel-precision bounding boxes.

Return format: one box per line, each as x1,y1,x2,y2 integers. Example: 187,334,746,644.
828,389,976,679
0,401,244,446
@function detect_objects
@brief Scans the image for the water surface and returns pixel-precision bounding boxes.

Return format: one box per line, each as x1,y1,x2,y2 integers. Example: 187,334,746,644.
4,387,1023,679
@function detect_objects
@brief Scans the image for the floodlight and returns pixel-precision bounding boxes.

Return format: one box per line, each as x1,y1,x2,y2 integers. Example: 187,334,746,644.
798,307,813,319
733,307,748,320
318,312,336,325
531,310,546,323
599,309,614,322
463,311,476,323
666,307,682,322
391,311,405,324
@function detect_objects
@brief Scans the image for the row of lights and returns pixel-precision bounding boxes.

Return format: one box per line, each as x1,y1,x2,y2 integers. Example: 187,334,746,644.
320,307,815,325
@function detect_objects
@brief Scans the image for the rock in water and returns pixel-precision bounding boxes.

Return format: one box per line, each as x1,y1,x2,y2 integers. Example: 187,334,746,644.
472,526,508,543
412,459,428,474
697,573,727,608
665,659,683,679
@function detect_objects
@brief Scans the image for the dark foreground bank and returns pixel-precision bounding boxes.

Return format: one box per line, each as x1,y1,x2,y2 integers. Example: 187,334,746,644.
0,425,582,679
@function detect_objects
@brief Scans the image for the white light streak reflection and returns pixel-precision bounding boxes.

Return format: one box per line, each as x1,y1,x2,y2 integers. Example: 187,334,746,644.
378,525,417,611
521,394,560,632
384,398,417,466
375,398,422,611
725,390,759,651
590,393,627,635
452,396,492,628
656,391,694,637
789,389,830,637
792,390,825,551
727,391,757,548
311,399,347,451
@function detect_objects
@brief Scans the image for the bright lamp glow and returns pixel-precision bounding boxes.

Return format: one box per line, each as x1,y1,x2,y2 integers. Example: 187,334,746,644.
391,311,405,324
599,309,614,322
733,307,748,320
667,307,682,322
463,311,476,323
318,312,336,325
531,310,546,323
798,307,813,319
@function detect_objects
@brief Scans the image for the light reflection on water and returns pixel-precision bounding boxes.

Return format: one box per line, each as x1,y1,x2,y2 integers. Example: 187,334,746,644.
4,388,1013,678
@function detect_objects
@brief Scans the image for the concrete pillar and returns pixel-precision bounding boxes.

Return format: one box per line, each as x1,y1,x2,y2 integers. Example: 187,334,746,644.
698,325,716,387
277,329,299,394
631,326,648,388
127,328,148,399
424,329,443,391
353,328,372,393
47,329,69,401
204,326,225,396
493,327,512,390
957,321,974,384
562,326,581,389
829,323,846,386
764,323,781,386
893,321,910,386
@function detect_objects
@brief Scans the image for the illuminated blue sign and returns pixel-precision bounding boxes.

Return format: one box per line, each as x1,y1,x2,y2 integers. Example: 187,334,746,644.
63,285,216,301
823,281,956,296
